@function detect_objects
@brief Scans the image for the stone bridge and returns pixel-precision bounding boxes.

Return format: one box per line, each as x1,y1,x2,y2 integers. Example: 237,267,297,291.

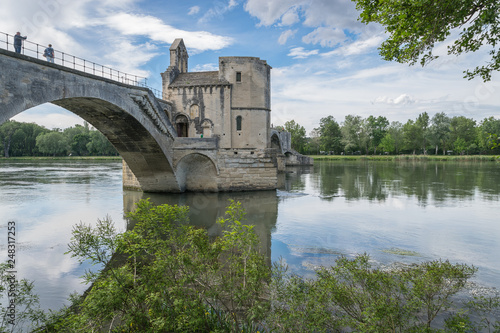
0,48,311,192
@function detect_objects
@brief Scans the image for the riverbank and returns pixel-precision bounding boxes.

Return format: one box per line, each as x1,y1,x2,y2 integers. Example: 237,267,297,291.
309,154,500,162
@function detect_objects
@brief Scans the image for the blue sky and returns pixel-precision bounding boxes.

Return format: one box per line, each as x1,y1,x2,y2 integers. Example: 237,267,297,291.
3,0,500,133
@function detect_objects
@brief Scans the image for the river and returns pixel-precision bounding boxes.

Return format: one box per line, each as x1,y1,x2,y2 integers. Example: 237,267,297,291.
1,159,499,315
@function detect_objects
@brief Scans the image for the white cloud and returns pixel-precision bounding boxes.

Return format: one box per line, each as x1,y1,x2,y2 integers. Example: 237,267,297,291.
323,35,384,56
373,94,416,105
188,6,201,15
191,63,219,72
279,7,300,26
302,27,345,47
12,104,84,130
288,47,319,59
104,13,233,53
278,29,297,45
199,0,240,23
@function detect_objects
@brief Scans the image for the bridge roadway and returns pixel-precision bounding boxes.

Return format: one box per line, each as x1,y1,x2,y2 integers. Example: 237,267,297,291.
0,48,190,192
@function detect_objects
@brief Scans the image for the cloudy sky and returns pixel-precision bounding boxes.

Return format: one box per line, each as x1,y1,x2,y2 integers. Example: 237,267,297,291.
3,0,500,133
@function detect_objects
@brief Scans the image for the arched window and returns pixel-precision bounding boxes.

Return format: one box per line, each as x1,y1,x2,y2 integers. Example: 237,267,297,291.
236,116,242,131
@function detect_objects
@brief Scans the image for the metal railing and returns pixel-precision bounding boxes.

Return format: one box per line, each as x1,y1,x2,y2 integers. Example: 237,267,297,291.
1,31,162,99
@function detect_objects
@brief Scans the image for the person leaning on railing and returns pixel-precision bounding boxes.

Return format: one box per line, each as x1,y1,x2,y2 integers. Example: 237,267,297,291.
44,44,54,63
14,32,27,53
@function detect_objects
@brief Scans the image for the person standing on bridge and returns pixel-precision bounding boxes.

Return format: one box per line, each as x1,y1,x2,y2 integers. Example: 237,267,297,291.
14,32,27,54
44,44,54,63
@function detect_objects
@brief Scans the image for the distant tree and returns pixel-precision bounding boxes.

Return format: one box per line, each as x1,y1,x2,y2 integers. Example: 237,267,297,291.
341,115,365,153
352,0,500,81
9,122,48,156
318,116,342,154
428,112,451,155
403,119,422,154
388,121,404,154
0,120,21,157
416,112,430,154
477,117,500,154
307,128,321,155
87,130,118,156
366,115,389,154
449,116,477,154
36,132,68,156
379,132,395,154
284,120,307,154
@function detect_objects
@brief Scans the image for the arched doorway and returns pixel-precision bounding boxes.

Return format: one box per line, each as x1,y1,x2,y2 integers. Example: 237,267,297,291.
175,115,189,137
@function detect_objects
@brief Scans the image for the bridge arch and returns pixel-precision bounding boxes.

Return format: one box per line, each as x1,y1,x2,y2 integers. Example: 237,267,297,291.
0,49,180,192
175,152,218,192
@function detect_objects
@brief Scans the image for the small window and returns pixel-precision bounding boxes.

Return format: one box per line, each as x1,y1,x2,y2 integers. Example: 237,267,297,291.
236,116,242,131
236,72,242,82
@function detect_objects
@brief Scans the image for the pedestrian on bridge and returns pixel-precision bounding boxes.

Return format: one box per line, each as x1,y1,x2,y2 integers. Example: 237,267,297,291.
44,44,54,63
14,32,27,54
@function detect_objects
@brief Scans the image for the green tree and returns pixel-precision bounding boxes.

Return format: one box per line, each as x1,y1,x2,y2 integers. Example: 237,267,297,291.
52,200,269,332
284,120,307,154
403,119,422,154
416,112,430,154
307,128,321,155
341,114,365,153
352,0,500,81
87,130,118,156
388,121,404,154
428,112,451,155
477,116,500,154
36,132,68,156
449,116,477,154
378,132,395,154
0,120,21,158
366,115,389,154
9,122,48,156
318,116,342,154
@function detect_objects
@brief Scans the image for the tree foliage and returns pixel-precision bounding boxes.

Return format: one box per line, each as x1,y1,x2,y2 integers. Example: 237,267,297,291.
0,121,117,157
284,120,307,154
352,0,500,81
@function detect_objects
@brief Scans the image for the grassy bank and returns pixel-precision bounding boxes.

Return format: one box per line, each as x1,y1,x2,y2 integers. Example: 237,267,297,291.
0,156,122,161
309,154,500,162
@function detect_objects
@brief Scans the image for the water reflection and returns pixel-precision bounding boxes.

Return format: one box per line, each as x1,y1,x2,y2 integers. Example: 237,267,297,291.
1,159,499,317
302,161,500,206
123,190,278,264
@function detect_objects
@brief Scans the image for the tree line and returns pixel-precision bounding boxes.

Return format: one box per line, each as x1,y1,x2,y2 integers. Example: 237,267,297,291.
0,120,118,157
280,112,500,156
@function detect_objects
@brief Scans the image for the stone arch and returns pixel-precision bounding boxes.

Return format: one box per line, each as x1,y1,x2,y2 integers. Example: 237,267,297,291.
175,114,190,137
0,51,180,192
271,133,282,152
175,153,218,192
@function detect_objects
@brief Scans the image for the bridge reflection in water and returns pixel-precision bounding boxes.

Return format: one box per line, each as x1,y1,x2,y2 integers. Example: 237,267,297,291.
123,189,281,265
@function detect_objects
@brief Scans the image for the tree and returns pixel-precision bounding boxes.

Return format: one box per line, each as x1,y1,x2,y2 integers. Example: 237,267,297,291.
449,116,477,154
416,112,430,154
318,116,342,154
307,128,321,155
403,119,422,154
87,130,118,156
428,112,451,155
366,115,389,154
341,115,365,153
388,121,404,154
352,0,500,81
378,132,395,154
51,200,269,332
284,120,307,154
477,116,500,153
36,132,68,156
0,120,20,157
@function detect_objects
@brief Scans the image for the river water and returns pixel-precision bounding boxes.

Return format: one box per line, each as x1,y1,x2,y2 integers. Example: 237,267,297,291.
0,159,499,314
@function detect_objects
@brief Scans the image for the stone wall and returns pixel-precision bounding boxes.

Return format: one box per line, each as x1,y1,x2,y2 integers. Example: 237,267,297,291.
216,149,277,191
